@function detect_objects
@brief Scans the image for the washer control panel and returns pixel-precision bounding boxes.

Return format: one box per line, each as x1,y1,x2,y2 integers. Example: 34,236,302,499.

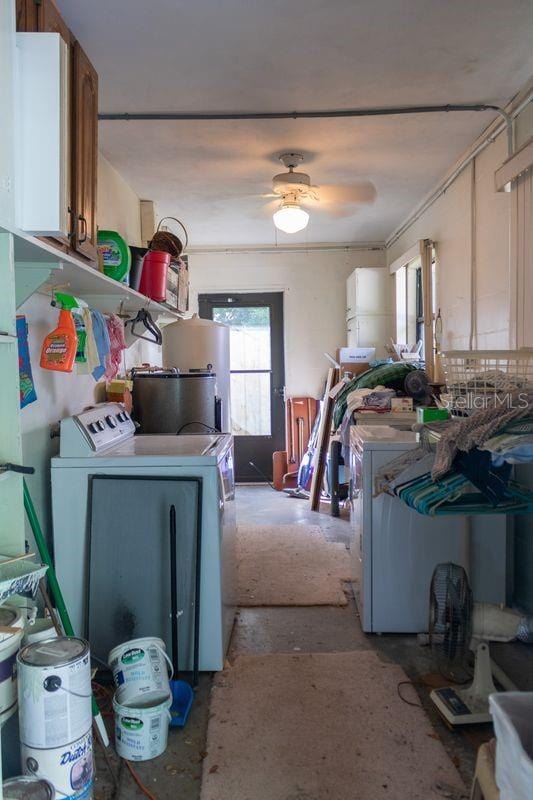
59,403,136,456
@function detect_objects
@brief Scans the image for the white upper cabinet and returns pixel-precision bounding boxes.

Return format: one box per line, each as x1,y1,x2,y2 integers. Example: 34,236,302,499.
15,32,70,236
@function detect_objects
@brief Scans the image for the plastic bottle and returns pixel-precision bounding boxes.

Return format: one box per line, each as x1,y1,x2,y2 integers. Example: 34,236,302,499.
39,309,77,372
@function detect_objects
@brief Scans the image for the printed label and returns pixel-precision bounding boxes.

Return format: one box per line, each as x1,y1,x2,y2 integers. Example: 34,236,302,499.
122,716,144,731
121,648,145,665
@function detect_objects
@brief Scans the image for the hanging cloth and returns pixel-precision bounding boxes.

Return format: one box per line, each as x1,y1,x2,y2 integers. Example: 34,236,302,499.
90,310,111,382
77,308,100,375
105,314,126,380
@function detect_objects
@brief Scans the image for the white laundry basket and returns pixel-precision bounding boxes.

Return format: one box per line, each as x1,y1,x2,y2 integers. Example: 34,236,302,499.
489,692,533,800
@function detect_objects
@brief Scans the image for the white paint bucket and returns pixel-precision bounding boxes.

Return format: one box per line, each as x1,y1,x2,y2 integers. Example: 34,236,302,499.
23,619,58,647
108,637,172,706
18,637,92,749
3,776,55,800
21,730,93,800
113,693,171,761
0,604,25,724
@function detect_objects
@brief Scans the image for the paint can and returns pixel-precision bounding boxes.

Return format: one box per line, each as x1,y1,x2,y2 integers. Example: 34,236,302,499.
21,730,93,800
113,693,172,761
18,637,92,749
3,776,55,800
23,619,58,647
108,637,172,706
0,604,25,723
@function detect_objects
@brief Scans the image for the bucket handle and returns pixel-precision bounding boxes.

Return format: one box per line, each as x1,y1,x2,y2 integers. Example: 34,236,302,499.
154,644,174,682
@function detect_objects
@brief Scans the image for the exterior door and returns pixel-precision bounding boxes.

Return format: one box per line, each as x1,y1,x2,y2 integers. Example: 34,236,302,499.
199,292,285,482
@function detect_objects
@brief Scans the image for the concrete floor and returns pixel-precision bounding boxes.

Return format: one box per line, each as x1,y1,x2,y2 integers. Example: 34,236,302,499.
98,485,532,799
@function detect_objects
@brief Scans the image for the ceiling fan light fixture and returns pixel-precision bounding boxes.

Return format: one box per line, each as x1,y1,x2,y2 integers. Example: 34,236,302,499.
273,201,309,234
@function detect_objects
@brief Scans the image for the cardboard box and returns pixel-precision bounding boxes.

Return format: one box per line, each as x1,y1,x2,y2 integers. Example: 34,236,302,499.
336,347,374,379
390,397,413,412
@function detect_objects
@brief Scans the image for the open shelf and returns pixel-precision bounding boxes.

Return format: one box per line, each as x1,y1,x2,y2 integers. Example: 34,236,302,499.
3,224,180,320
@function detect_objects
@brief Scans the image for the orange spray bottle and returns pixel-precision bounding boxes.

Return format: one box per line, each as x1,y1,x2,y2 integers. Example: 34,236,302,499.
40,308,77,372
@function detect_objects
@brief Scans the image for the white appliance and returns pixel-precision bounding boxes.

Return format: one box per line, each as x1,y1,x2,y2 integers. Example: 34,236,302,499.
346,267,393,357
51,403,236,671
162,315,231,432
350,426,511,633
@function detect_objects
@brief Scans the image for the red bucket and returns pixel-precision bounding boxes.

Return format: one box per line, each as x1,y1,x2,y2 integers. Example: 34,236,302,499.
139,250,171,302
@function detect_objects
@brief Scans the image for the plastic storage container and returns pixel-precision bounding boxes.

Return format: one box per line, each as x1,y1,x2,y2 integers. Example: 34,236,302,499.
139,250,171,302
129,246,147,292
489,692,533,800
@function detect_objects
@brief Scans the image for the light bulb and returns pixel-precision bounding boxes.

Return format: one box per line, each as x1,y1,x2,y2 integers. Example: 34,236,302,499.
273,202,309,234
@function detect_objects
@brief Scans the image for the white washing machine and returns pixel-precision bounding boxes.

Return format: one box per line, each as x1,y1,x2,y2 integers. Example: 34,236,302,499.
51,403,236,672
350,425,512,633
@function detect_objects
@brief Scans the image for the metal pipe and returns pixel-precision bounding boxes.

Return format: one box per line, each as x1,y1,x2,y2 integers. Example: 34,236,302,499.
100,101,515,159
100,102,507,122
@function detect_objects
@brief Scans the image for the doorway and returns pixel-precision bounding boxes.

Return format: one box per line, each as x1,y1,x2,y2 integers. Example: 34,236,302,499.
198,292,285,482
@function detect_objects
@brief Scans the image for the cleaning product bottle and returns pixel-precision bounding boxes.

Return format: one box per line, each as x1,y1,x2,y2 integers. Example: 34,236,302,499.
40,309,77,372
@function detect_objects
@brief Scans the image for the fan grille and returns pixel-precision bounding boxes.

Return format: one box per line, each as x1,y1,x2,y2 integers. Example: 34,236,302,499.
429,562,473,682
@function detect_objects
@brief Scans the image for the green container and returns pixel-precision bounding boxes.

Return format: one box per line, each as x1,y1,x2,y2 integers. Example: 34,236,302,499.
417,407,450,423
97,230,131,283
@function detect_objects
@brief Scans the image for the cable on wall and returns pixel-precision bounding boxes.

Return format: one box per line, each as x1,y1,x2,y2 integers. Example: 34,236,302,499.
469,158,478,351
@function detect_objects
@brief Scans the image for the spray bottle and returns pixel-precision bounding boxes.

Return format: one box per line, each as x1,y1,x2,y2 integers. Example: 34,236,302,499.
39,295,78,372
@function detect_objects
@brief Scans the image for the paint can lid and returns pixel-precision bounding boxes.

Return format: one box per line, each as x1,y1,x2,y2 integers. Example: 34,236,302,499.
19,636,89,667
3,777,55,800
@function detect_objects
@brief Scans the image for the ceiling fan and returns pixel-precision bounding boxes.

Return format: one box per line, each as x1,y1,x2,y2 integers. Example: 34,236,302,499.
263,153,376,234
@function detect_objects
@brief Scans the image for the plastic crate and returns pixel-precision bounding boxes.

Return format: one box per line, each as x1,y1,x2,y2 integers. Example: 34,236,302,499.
440,349,533,412
490,692,533,800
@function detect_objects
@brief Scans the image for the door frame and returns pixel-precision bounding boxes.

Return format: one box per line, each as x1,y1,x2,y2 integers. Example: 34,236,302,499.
198,291,286,482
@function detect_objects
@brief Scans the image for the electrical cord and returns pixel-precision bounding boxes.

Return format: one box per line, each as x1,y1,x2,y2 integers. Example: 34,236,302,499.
176,421,219,434
396,680,423,708
248,460,276,490
125,761,158,800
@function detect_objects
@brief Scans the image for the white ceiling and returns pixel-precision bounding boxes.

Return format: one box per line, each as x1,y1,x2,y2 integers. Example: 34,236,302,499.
58,0,533,247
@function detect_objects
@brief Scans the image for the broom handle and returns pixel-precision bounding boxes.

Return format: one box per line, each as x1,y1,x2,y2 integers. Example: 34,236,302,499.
23,479,110,748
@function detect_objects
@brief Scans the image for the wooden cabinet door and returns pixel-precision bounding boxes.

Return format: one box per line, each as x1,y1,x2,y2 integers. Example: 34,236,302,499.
72,41,98,262
16,0,39,31
40,0,71,43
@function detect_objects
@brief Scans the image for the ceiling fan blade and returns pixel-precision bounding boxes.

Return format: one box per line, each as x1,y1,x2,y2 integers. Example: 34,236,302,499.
314,182,377,206
306,204,359,220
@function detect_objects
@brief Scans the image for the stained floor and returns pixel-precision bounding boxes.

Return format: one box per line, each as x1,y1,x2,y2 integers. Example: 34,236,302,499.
98,485,533,799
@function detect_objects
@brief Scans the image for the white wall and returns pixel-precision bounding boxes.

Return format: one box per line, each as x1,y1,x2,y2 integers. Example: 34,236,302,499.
188,248,386,397
387,105,533,352
98,153,142,246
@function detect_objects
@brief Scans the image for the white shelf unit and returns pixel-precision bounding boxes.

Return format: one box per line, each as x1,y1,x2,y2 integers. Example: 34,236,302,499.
7,225,180,321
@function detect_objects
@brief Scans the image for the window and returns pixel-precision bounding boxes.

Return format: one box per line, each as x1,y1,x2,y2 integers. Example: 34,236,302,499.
391,240,436,377
212,306,272,436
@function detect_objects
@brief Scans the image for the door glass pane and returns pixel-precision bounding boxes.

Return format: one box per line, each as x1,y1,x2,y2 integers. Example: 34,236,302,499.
230,372,271,436
213,306,271,370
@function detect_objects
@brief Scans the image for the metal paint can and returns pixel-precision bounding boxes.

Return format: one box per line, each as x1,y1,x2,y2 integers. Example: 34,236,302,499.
0,604,25,723
108,637,172,706
21,730,93,800
113,693,171,761
3,776,55,800
23,619,58,647
18,637,92,749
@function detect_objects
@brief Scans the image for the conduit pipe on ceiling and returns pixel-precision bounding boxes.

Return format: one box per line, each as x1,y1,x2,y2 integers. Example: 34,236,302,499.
99,103,514,156
386,93,532,249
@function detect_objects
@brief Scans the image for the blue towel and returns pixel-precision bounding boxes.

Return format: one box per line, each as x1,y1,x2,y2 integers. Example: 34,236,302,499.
91,310,111,381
